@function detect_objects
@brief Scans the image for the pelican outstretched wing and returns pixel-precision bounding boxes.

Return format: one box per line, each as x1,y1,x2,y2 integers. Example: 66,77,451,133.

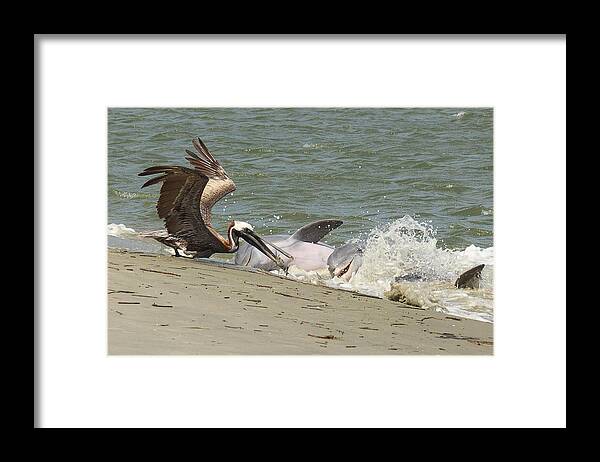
139,138,236,253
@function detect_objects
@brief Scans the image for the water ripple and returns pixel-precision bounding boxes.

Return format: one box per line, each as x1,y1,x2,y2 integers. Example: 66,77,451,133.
108,108,493,249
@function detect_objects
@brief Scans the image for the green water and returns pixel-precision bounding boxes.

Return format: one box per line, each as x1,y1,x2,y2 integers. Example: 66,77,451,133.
108,108,493,250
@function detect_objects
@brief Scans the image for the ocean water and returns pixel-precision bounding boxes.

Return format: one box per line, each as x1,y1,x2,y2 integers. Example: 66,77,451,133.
108,108,493,322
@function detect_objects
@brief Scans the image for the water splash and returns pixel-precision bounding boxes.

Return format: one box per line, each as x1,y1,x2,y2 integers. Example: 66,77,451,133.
282,216,494,322
107,223,137,237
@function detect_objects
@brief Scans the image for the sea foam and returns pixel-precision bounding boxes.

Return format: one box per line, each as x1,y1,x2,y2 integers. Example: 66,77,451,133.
107,223,137,237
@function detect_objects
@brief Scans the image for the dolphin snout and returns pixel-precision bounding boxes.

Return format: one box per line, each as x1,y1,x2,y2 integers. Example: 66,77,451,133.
328,243,364,281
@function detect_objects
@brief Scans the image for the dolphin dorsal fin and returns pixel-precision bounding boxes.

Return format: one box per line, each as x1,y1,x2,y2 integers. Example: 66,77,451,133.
455,264,485,289
290,220,343,243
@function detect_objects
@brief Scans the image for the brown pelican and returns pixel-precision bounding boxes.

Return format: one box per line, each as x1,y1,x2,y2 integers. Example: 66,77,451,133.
138,137,289,268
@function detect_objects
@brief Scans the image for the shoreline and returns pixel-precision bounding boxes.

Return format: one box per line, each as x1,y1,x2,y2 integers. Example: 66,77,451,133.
108,249,493,355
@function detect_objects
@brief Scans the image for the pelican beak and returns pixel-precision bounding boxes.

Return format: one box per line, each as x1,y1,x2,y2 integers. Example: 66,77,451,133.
239,229,287,269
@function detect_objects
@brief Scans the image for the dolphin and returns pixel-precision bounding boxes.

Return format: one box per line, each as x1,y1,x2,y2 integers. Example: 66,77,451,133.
235,219,485,289
234,220,363,280
455,264,485,289
234,219,341,271
392,264,485,288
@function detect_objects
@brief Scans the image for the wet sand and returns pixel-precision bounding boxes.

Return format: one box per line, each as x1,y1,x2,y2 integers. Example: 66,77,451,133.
108,249,493,355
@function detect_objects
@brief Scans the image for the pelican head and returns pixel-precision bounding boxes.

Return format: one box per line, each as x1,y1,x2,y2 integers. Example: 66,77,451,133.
139,137,293,268
232,221,254,233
